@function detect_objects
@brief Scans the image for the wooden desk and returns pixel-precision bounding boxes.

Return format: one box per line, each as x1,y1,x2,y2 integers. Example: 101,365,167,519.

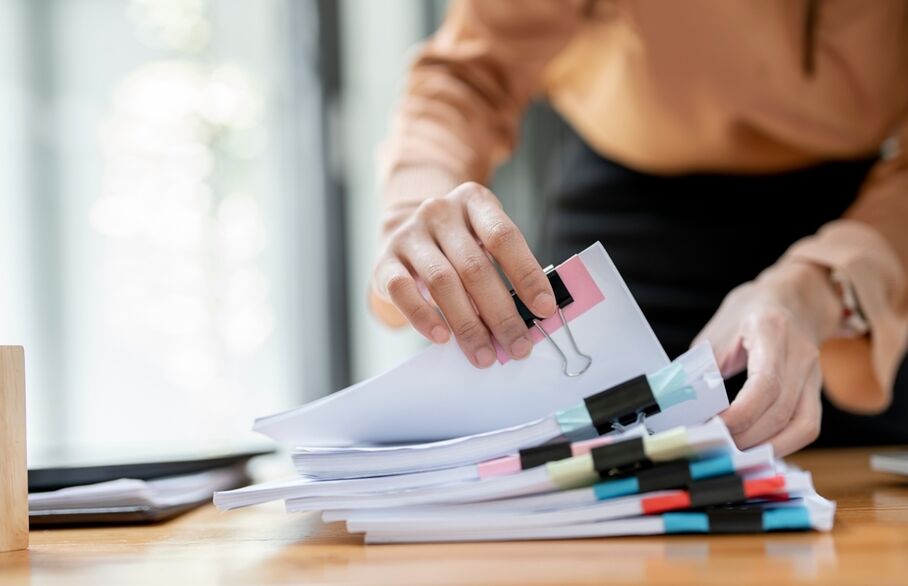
3,447,908,585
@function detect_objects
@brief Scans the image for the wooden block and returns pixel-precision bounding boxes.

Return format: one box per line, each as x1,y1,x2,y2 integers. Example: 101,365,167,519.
0,346,28,552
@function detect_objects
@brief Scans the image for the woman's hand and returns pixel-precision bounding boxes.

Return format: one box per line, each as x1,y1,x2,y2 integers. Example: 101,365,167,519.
370,182,556,369
693,262,843,456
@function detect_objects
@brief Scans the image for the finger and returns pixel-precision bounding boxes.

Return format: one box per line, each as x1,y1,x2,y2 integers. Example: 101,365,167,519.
692,287,751,377
720,316,787,442
375,257,450,344
402,240,497,369
732,343,809,449
765,363,822,457
432,221,534,360
368,287,409,328
460,184,556,318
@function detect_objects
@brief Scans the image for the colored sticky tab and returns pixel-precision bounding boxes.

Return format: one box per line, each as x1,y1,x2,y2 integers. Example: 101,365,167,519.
546,454,599,490
592,477,640,500
641,492,691,514
555,403,596,440
763,507,812,531
655,384,696,411
743,475,787,498
689,454,734,480
476,456,522,479
643,427,690,462
664,512,710,534
646,363,695,411
496,255,605,364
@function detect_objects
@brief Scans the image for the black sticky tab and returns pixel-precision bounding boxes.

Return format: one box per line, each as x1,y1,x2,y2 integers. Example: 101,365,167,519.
706,507,765,533
636,460,693,493
584,375,658,434
590,437,647,474
519,442,573,470
688,475,746,508
509,268,574,328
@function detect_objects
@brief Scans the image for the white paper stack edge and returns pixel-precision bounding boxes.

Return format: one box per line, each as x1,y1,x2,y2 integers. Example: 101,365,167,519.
214,243,836,542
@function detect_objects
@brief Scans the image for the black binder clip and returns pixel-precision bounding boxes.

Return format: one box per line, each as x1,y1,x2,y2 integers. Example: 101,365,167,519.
510,265,592,377
584,375,660,434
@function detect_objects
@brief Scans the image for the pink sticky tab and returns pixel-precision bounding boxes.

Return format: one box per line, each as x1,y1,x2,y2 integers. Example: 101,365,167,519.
570,435,616,457
477,455,522,479
495,255,605,364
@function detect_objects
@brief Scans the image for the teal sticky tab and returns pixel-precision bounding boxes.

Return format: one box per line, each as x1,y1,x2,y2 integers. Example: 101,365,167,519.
656,384,696,410
663,512,709,534
555,403,597,441
646,363,696,410
763,507,812,531
689,454,734,480
592,477,639,500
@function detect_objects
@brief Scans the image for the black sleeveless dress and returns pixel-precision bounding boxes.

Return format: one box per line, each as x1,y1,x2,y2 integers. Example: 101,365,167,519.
538,135,908,446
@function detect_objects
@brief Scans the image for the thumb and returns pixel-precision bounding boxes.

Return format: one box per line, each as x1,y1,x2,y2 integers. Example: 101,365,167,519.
368,287,409,328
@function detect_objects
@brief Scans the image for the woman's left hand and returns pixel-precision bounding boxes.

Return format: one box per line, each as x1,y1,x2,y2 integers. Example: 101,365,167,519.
693,261,843,456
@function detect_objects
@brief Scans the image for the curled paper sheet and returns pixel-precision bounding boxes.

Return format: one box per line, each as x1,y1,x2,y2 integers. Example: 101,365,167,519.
254,242,730,446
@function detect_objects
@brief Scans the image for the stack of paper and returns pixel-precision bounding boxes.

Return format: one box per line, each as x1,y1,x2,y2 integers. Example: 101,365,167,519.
215,242,835,542
218,414,834,542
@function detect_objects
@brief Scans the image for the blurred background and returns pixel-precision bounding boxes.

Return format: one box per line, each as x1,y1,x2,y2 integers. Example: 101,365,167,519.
0,0,572,456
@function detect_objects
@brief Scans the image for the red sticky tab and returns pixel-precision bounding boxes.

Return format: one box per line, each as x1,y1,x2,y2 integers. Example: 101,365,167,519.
743,475,786,498
642,492,691,514
762,492,790,502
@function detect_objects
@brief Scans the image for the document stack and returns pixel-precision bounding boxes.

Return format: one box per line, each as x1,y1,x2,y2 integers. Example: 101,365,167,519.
215,243,835,542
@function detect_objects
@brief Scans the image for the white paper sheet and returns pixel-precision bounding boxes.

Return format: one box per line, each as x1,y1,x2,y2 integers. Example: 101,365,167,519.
362,494,837,543
29,465,247,511
255,242,729,446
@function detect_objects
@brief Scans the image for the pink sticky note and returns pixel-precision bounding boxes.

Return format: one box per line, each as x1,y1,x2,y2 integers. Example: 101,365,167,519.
495,255,605,364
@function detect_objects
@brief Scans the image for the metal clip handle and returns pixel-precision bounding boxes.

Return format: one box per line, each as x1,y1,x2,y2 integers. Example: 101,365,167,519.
512,265,593,377
533,307,592,377
609,410,647,434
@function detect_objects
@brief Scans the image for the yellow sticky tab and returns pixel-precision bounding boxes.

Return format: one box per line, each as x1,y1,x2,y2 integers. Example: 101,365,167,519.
546,454,599,490
643,427,691,462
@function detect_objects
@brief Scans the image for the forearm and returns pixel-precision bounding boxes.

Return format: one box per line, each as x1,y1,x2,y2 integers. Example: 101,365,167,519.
377,0,582,239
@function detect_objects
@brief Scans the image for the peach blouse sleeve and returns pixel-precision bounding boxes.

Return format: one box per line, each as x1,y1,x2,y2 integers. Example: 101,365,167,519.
784,117,908,413
377,0,583,223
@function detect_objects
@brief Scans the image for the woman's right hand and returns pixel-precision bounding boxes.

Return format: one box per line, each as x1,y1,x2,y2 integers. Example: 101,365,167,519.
370,182,557,369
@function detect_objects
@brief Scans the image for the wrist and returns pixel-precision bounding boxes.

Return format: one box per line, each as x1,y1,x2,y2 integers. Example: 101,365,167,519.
759,260,842,343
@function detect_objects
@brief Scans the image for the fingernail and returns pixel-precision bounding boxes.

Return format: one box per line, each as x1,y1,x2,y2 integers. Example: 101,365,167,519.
430,326,450,344
510,336,533,359
533,293,556,317
474,347,496,368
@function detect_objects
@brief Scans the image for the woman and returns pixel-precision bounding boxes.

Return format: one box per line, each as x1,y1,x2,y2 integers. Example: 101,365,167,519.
368,0,908,455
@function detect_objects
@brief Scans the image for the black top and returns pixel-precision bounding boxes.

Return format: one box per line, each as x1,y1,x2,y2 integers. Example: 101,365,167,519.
539,134,908,447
